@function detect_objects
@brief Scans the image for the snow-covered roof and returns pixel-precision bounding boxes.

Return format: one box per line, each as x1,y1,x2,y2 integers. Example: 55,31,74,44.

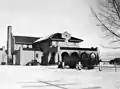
34,35,52,43
33,32,83,43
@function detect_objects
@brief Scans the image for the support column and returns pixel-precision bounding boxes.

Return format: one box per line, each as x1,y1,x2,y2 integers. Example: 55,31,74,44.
62,61,65,68
57,43,62,68
13,55,16,65
59,52,62,62
58,46,62,62
55,46,60,64
20,46,23,65
34,50,36,60
55,53,58,63
48,52,51,64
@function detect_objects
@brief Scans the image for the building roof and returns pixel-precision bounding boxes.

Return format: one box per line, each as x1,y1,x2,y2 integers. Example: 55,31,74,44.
14,32,83,45
14,36,40,45
34,32,83,43
60,47,98,51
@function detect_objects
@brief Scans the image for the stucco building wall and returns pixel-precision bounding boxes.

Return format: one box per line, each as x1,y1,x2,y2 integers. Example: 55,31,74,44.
0,50,2,64
20,50,34,65
15,50,20,65
35,51,43,63
0,48,7,64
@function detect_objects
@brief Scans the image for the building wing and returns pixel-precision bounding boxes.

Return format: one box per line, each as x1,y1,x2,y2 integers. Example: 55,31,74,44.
14,36,40,45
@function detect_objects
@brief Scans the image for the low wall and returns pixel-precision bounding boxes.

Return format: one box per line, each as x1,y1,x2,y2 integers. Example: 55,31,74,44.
0,48,7,64
0,48,2,63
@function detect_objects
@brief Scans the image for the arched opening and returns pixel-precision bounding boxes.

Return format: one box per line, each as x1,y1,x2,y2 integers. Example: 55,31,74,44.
68,52,79,68
61,52,69,62
81,52,88,60
71,52,79,62
71,52,79,57
90,53,96,59
81,52,89,68
89,53,98,65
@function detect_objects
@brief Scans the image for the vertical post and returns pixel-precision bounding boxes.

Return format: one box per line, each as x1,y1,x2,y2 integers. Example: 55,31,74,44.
57,44,62,63
34,50,36,60
57,44,60,63
48,52,51,63
115,63,117,72
97,47,102,71
78,61,81,70
58,53,61,64
19,46,23,65
7,26,12,65
99,61,102,71
57,42,62,68
13,55,16,65
62,61,65,69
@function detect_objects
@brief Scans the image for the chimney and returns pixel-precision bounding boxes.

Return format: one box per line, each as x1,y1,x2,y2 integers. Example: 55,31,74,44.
7,26,12,65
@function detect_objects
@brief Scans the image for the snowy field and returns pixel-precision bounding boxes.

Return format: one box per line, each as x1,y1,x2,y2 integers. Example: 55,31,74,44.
0,65,120,89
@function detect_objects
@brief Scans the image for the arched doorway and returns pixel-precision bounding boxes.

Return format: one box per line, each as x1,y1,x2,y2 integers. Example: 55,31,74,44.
89,53,98,65
81,52,88,60
71,52,79,62
61,52,69,62
90,53,96,59
69,52,79,68
81,52,89,68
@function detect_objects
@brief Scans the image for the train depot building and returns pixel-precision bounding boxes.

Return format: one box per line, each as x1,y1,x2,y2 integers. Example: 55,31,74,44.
0,26,99,69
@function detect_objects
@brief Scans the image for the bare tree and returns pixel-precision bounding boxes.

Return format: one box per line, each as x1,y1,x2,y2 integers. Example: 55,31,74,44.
90,0,120,49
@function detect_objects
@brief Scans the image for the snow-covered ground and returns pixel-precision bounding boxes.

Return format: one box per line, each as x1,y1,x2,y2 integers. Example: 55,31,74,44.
0,65,120,89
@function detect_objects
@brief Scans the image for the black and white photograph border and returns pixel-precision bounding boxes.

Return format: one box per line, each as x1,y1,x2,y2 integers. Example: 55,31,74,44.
0,0,120,89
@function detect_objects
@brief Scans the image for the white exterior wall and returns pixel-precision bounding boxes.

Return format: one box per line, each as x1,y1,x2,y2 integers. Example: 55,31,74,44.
0,49,7,64
35,51,43,63
52,41,79,48
0,50,2,64
20,51,34,65
59,41,79,47
20,50,43,65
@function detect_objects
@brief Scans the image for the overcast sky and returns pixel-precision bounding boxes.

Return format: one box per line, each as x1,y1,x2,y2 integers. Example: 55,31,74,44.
0,0,119,58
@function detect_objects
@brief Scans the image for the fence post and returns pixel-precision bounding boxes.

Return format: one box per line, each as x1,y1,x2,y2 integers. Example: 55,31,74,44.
99,61,102,71
62,61,65,69
115,63,117,72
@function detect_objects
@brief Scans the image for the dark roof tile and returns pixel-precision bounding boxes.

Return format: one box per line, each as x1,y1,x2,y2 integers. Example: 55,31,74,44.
14,36,40,44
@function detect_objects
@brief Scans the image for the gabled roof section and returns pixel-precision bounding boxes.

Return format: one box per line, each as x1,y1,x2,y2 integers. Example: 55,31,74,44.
14,35,40,44
51,33,83,42
34,32,83,43
34,34,53,43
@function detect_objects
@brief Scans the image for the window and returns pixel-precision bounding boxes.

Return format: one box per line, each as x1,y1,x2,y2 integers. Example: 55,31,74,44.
29,45,32,48
36,54,39,58
23,45,27,48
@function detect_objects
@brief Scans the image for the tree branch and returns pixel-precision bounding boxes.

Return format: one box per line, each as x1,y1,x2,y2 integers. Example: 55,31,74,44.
99,13,120,28
90,7,120,38
100,44,120,49
108,39,120,44
112,0,120,20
